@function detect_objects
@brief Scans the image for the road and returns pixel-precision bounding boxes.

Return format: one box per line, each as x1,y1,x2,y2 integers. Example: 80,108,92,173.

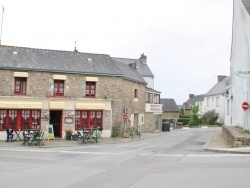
0,127,250,188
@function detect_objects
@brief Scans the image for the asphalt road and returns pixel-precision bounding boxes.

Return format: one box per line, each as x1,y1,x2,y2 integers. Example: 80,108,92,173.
0,127,250,188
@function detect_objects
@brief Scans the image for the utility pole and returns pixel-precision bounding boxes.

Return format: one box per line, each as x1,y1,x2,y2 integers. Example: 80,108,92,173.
0,6,4,45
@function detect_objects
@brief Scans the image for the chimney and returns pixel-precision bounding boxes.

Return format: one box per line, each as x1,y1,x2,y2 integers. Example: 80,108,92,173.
189,94,194,98
217,75,226,83
139,53,147,64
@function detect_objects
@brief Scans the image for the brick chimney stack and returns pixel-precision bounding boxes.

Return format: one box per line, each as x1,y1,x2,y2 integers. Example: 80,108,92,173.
139,53,147,64
217,75,227,83
189,94,194,98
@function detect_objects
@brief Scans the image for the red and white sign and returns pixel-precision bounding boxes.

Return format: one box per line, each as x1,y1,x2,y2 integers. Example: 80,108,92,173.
242,102,249,110
123,114,128,120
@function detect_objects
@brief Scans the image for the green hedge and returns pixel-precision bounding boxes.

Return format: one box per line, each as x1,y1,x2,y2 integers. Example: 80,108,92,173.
162,118,190,125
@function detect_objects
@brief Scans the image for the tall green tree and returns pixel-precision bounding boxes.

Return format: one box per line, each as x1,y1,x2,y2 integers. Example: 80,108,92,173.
189,105,200,126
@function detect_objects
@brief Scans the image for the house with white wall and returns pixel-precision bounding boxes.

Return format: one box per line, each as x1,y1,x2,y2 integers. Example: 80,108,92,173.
204,76,229,125
227,0,250,130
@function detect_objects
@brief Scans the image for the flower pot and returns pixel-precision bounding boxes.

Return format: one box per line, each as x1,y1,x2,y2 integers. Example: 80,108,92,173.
66,134,71,140
72,134,78,141
123,132,129,138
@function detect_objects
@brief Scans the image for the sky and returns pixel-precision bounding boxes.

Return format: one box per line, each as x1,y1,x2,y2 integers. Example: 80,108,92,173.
0,0,233,104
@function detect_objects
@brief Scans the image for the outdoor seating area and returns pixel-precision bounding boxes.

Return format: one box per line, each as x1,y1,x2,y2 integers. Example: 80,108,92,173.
21,130,45,146
4,129,45,146
77,127,101,144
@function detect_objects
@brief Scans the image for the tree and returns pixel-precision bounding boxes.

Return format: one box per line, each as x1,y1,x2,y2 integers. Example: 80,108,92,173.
189,105,200,126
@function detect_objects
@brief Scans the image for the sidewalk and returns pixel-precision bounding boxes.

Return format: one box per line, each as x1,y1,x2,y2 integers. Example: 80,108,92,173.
0,132,164,148
203,131,250,154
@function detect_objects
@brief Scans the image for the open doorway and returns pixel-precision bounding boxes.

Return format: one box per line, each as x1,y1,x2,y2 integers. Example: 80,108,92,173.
49,110,62,138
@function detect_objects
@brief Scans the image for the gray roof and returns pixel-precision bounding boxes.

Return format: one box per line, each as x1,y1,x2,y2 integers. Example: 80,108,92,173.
161,98,179,112
183,94,205,109
206,76,229,97
112,57,154,77
0,45,146,84
242,0,250,15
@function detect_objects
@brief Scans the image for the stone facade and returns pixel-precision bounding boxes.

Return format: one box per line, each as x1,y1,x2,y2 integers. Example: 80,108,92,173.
0,69,147,139
162,112,179,119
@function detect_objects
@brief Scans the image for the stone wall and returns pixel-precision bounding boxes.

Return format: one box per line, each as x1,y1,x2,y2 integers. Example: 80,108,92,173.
162,112,179,119
222,125,250,147
143,112,155,133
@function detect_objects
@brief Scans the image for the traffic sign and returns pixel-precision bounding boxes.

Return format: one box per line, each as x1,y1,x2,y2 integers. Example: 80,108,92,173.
242,102,249,110
123,114,128,120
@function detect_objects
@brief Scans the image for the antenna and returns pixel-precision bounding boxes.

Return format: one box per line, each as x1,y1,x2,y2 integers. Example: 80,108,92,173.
74,41,78,52
0,6,4,45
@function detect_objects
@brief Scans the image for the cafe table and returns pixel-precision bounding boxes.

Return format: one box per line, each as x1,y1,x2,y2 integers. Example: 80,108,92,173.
14,129,22,141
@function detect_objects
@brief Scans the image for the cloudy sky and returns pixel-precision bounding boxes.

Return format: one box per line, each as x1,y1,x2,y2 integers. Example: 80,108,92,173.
0,0,233,104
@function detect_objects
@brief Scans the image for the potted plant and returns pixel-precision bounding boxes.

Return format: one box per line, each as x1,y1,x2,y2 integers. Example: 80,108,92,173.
123,128,130,138
65,129,73,140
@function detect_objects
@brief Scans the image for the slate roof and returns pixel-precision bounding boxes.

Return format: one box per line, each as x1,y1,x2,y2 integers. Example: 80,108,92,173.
242,0,250,15
206,76,229,97
112,57,154,77
183,94,205,109
161,98,179,112
0,45,146,84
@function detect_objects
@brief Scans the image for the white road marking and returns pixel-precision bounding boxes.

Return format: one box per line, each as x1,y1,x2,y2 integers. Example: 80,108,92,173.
1,148,250,157
117,143,147,147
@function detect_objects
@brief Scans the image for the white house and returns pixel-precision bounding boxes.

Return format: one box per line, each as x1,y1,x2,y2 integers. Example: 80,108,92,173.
228,0,250,130
204,76,229,125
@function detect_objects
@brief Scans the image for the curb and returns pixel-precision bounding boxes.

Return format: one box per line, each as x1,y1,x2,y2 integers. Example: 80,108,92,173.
203,146,250,154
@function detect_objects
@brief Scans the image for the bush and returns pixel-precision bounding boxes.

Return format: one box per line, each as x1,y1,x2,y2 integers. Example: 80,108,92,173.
178,118,190,125
201,110,219,125
111,122,121,137
162,118,172,123
111,126,120,137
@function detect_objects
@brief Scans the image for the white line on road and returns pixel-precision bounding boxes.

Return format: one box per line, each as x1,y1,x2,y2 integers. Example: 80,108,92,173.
117,142,147,147
1,148,250,157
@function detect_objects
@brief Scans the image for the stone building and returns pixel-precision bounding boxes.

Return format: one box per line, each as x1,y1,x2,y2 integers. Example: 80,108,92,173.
113,55,162,133
161,98,179,119
0,45,147,140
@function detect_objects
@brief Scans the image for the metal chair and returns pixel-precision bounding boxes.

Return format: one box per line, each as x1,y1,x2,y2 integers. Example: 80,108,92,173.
33,131,45,146
98,127,103,139
77,131,84,144
21,131,31,146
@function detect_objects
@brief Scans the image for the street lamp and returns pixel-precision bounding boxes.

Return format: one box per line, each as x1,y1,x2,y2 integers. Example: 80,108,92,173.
225,89,233,100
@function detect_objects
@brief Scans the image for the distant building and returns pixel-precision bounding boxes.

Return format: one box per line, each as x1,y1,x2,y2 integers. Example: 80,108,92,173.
204,75,229,124
182,94,205,115
160,98,179,119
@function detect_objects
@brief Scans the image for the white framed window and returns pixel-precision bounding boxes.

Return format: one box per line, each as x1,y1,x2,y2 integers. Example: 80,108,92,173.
216,97,220,107
207,98,210,107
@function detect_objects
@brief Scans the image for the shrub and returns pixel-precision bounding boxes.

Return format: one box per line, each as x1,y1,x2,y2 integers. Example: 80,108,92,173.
111,122,121,137
178,118,190,125
201,110,219,125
